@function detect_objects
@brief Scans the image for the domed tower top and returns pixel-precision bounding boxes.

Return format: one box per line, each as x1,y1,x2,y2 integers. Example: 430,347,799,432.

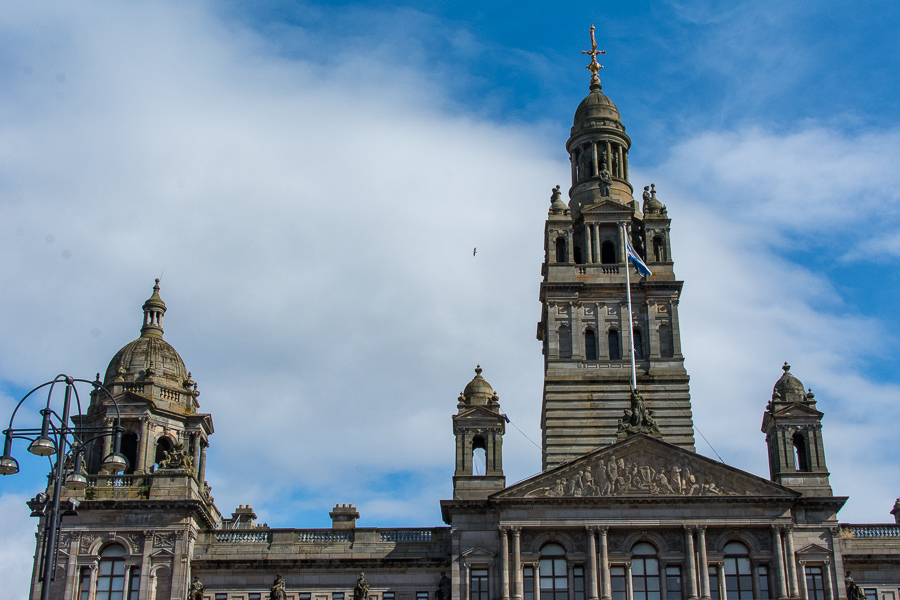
566,25,634,217
103,280,193,400
458,365,500,409
772,362,810,405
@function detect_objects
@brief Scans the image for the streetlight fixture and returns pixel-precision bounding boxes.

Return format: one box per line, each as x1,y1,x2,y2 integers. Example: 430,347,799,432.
1,374,127,600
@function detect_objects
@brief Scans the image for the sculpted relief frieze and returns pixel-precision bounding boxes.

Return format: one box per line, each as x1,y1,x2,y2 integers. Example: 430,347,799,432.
520,447,767,499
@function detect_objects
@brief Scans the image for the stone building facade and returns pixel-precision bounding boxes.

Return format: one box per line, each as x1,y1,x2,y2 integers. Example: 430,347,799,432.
23,38,900,600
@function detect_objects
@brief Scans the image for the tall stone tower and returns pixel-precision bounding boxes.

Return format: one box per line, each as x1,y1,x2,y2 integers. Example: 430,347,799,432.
536,30,695,469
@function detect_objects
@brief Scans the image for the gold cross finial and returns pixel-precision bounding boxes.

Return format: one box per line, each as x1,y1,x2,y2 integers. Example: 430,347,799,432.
581,24,605,88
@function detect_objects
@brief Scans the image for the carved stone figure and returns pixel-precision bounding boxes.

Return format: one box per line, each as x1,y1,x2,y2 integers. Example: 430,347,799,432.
642,186,651,207
354,573,369,600
436,571,451,600
598,166,612,196
845,573,866,600
270,574,286,600
159,441,193,470
188,576,205,600
617,390,661,436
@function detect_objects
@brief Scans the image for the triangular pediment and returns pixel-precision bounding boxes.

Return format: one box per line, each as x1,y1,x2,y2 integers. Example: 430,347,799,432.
796,543,830,558
581,199,632,215
150,548,175,558
455,405,504,421
461,545,496,558
770,403,823,419
492,435,798,500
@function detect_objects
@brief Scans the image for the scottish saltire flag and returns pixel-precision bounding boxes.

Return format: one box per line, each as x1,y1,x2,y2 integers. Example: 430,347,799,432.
625,237,652,277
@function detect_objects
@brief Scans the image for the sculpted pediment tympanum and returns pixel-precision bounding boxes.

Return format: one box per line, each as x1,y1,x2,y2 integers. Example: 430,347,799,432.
493,435,796,500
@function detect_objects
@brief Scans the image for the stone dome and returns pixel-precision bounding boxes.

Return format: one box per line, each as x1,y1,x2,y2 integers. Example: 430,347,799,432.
103,280,189,388
573,83,622,126
772,362,806,403
461,365,498,406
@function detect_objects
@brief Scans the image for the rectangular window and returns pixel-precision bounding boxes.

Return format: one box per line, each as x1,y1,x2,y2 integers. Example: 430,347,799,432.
471,568,489,600
251,594,263,600
417,592,429,600
611,566,627,600
574,566,585,600
128,567,141,600
708,566,719,600
215,595,227,600
758,565,770,600
383,593,394,600
805,567,825,600
524,566,535,600
335,593,346,600
665,565,683,600
79,567,92,600
864,591,877,600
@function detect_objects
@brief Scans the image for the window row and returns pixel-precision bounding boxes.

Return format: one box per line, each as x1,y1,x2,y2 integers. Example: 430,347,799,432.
558,326,673,360
553,235,667,265
212,591,415,600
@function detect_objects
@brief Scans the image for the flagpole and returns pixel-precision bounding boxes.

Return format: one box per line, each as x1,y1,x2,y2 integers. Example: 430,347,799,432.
622,222,637,390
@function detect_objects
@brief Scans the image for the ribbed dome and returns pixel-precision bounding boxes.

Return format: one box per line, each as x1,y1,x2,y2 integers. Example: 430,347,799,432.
573,83,622,126
773,363,806,403
104,336,188,386
461,365,497,406
103,280,189,388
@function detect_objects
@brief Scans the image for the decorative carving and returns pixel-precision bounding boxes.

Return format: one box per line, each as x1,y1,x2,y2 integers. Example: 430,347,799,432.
617,390,661,437
660,531,683,552
436,571,451,600
845,573,866,600
81,533,102,554
123,532,143,553
598,166,612,197
607,531,627,553
354,573,370,600
188,576,206,600
153,532,177,550
158,441,193,470
270,574,287,600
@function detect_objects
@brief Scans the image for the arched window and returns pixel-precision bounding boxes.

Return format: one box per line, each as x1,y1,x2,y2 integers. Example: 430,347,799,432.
585,329,597,360
154,566,172,600
556,237,567,263
155,436,174,468
574,246,583,264
631,543,660,600
97,544,127,600
658,324,673,358
792,433,809,471
540,543,568,600
608,329,620,360
633,328,643,360
724,542,753,600
472,435,486,476
653,236,665,262
601,241,616,264
121,432,138,474
558,326,572,359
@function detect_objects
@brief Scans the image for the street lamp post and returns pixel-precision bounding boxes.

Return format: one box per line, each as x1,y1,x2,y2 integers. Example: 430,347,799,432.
1,374,128,600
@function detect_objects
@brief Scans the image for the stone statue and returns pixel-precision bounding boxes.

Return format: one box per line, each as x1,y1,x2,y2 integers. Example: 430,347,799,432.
598,166,612,197
270,574,287,600
642,185,651,206
354,573,370,600
551,185,562,204
845,573,866,600
188,576,205,600
436,571,451,600
159,441,193,470
617,389,661,436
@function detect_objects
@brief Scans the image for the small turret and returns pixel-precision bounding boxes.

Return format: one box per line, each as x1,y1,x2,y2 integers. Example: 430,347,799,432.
452,366,506,499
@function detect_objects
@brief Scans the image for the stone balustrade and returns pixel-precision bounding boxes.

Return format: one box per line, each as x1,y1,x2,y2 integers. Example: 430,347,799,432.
841,524,900,538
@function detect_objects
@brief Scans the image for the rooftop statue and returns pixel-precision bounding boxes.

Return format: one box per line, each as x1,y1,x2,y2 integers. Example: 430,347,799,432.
617,389,661,436
354,573,369,600
270,574,287,600
188,576,205,600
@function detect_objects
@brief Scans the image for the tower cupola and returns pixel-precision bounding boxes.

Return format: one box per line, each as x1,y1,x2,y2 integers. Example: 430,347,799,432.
452,366,506,499
566,25,634,218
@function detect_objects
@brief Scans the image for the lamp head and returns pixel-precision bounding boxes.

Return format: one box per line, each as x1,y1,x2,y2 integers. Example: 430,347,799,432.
0,454,18,475
101,453,127,473
28,437,56,457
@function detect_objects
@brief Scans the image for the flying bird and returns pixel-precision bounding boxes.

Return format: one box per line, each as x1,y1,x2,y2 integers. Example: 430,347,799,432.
473,248,477,256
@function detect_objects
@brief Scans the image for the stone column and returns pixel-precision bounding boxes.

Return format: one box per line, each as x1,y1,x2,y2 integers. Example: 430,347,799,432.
625,562,634,600
140,530,154,599
797,560,807,600
198,441,208,483
571,156,576,184
684,526,698,600
500,527,510,600
592,143,599,177
63,535,79,598
772,526,787,600
785,527,798,599
751,561,761,600
586,527,599,600
191,432,201,477
822,559,833,600
135,417,150,474
697,526,710,600
623,151,629,181
715,563,725,600
599,527,611,600
102,418,114,474
670,300,683,357
512,528,522,600
592,225,600,264
586,225,594,264
605,141,613,172
88,563,99,599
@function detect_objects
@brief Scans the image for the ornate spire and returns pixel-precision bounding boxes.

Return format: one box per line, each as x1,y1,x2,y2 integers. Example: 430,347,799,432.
581,24,606,90
140,278,167,338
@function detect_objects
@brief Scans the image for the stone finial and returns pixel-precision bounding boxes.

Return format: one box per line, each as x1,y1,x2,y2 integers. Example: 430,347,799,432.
891,498,900,523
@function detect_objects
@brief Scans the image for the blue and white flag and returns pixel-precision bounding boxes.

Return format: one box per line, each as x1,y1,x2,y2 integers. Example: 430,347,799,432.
625,237,652,277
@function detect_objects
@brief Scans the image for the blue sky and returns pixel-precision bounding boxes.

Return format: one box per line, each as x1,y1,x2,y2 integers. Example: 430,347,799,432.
1,0,899,592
